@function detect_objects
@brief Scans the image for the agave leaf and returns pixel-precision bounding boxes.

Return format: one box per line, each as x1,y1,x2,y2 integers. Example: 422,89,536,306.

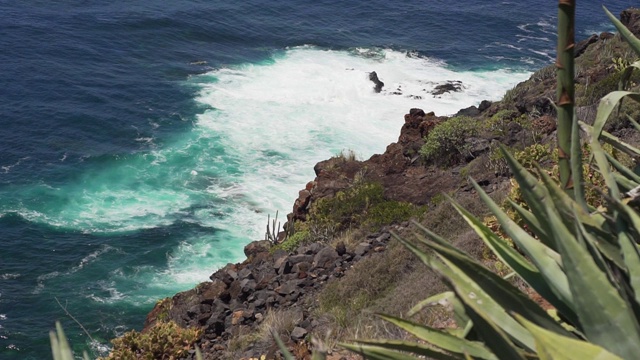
395,235,537,350
618,60,640,91
407,291,454,317
603,195,640,303
604,6,640,57
593,92,640,144
470,179,574,310
50,331,62,360
515,314,623,360
545,201,640,358
613,172,640,193
572,107,588,210
605,151,640,184
449,198,577,322
506,199,547,239
582,117,640,159
499,147,554,247
428,240,575,340
452,286,526,360
591,138,622,199
341,340,459,360
376,314,497,360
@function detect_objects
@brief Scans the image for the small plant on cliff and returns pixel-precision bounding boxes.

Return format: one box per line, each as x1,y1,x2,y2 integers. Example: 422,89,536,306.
420,116,479,165
98,321,202,360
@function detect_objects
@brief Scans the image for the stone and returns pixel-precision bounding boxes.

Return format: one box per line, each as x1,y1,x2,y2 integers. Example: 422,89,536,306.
290,327,308,341
292,261,311,274
376,233,391,242
354,242,371,256
231,310,244,325
243,240,272,259
200,280,228,304
431,80,463,96
369,71,385,93
289,254,313,265
335,241,346,256
313,247,340,269
274,256,292,275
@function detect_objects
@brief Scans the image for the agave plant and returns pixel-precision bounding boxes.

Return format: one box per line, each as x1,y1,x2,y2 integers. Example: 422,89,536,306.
342,3,640,360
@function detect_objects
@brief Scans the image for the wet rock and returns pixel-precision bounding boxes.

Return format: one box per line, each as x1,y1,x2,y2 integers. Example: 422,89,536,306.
431,80,463,96
369,71,385,93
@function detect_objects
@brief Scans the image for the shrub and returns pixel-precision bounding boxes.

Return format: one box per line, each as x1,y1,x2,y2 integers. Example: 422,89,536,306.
99,321,202,360
308,182,424,233
420,116,478,164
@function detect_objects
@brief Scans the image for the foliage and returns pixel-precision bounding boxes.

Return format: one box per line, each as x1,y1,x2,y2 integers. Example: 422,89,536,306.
51,321,203,360
343,5,640,360
99,321,202,360
309,182,425,233
420,116,479,164
274,229,311,252
483,110,529,137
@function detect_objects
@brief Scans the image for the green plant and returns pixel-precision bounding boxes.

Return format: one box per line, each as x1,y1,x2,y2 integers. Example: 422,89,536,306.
343,4,640,360
274,229,311,252
99,321,202,360
308,182,424,233
420,116,479,164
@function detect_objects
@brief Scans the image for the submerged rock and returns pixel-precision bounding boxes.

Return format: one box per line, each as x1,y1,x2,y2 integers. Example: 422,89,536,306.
369,71,385,93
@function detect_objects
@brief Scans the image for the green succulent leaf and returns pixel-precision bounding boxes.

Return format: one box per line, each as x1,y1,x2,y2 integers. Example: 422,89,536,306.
376,314,497,360
341,340,459,360
515,314,623,360
546,201,640,358
407,291,454,317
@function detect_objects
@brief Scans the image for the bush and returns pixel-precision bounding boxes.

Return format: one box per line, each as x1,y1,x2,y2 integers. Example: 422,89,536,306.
98,321,202,360
309,182,424,233
420,116,478,164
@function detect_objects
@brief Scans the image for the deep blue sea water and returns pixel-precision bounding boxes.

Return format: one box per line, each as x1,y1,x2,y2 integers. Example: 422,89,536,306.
0,1,635,358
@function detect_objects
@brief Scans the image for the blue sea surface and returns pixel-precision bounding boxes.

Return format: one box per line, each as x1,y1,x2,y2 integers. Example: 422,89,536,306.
0,1,635,358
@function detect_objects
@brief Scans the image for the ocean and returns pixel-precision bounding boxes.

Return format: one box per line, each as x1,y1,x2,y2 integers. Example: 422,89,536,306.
0,1,634,358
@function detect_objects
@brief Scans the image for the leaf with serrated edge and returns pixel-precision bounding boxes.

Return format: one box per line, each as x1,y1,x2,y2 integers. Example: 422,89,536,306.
395,235,536,350
545,200,640,358
450,199,578,324
453,285,526,360
471,179,574,309
429,241,574,340
515,313,623,360
377,314,497,360
341,340,459,360
407,291,454,317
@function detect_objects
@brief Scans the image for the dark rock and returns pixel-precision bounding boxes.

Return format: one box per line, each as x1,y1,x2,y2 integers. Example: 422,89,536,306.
289,254,313,265
376,233,391,242
292,261,311,274
243,240,271,259
290,327,308,341
274,256,292,275
467,137,491,158
431,81,463,96
600,32,614,40
199,280,228,305
478,100,492,113
621,8,640,38
455,105,480,117
369,71,385,93
238,267,254,280
354,242,372,256
574,34,599,58
313,247,340,269
335,241,347,256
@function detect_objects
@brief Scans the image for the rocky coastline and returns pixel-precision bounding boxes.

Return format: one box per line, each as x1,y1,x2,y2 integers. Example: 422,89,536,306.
133,8,640,360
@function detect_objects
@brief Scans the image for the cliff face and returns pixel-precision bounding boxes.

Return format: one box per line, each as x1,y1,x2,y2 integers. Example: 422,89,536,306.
136,8,640,360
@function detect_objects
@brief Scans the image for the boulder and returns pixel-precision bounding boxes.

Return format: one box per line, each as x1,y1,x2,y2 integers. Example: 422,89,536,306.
621,8,640,37
431,80,463,96
243,240,271,259
313,247,340,269
369,71,385,93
